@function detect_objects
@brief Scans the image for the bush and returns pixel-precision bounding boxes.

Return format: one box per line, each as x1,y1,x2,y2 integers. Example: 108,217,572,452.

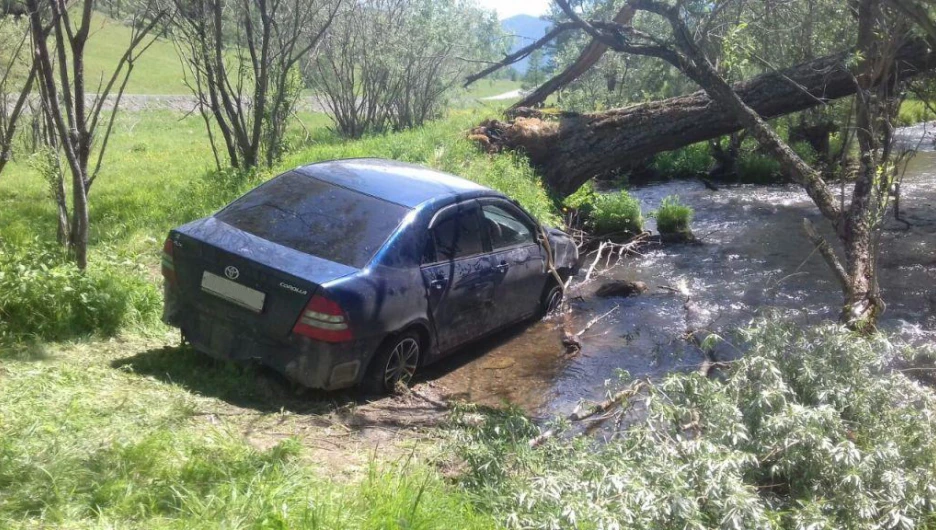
649,142,711,178
735,141,816,184
0,243,161,342
561,181,599,216
592,190,643,236
737,151,782,183
653,195,693,237
451,321,936,530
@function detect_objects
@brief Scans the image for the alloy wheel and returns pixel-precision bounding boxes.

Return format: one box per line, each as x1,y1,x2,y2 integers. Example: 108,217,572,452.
383,337,419,390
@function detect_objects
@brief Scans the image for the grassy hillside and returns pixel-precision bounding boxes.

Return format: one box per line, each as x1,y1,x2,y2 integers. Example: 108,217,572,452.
82,12,522,100
0,109,554,258
83,12,189,94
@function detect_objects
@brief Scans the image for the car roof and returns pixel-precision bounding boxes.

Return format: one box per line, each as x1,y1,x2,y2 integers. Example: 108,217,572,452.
294,158,495,208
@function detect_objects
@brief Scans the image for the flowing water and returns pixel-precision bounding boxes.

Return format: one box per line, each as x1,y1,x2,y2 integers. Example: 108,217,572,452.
429,125,936,416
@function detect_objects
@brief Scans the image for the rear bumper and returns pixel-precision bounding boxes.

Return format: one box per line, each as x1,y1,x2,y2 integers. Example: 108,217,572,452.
163,285,373,390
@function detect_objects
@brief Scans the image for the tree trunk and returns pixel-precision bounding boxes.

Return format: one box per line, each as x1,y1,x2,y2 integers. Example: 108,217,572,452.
471,38,935,198
70,175,90,269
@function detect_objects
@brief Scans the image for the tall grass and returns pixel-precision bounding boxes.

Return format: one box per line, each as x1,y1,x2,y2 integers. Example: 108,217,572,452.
898,99,933,126
649,142,711,178
591,190,644,236
652,195,693,237
646,137,823,184
561,184,644,237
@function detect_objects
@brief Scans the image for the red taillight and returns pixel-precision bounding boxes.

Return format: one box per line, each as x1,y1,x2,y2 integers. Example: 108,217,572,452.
161,237,176,285
292,295,353,342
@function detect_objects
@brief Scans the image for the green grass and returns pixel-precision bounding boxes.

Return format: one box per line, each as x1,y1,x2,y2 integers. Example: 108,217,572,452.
83,13,189,95
0,108,556,252
649,141,711,178
80,12,524,103
0,242,161,342
898,99,934,127
560,184,644,237
0,103,551,526
592,190,644,237
652,195,693,237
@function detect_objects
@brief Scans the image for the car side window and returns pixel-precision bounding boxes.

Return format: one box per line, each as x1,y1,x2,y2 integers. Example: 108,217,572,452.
428,206,485,262
482,203,535,250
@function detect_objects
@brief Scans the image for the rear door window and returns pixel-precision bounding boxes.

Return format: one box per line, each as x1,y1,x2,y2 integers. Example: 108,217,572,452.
215,171,410,268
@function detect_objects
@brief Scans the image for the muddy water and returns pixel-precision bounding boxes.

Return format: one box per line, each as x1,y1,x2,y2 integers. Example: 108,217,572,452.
429,127,936,416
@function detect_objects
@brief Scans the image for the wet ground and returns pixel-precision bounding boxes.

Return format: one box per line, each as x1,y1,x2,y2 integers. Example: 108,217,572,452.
428,125,936,417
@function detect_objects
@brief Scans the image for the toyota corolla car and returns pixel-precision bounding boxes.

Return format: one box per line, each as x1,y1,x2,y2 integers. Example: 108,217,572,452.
161,158,578,393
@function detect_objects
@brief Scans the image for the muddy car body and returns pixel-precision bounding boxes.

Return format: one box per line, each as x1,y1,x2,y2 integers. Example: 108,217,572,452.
162,158,578,393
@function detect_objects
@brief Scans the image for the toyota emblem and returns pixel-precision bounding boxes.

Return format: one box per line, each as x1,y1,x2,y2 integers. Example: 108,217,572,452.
224,266,240,280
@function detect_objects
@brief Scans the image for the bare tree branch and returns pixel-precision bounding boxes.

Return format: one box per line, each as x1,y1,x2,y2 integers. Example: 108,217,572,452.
464,22,579,87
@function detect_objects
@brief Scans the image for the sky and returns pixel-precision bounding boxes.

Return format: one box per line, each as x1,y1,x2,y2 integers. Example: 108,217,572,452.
477,0,551,19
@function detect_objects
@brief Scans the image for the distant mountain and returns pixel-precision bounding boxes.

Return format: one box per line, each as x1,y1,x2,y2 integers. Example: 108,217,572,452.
500,14,552,74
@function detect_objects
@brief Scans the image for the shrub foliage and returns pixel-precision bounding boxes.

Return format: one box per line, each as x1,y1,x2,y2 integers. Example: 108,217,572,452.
452,322,936,530
0,243,160,342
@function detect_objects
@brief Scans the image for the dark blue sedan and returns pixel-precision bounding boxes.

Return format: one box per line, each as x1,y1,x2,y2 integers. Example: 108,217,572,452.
161,159,579,393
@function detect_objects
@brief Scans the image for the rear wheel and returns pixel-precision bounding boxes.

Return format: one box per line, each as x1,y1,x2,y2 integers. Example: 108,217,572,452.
362,331,421,394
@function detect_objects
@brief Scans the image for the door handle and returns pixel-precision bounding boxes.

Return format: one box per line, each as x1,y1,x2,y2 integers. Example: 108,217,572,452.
430,277,448,290
495,261,510,273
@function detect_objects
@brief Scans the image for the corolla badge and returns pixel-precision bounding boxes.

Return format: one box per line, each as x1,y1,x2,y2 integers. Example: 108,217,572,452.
279,282,308,295
224,266,240,280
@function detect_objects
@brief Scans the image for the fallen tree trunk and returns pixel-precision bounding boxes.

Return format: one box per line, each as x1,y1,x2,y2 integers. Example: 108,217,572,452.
471,38,936,197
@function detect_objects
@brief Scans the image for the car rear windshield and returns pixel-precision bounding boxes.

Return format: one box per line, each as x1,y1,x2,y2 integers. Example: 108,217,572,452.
215,171,410,268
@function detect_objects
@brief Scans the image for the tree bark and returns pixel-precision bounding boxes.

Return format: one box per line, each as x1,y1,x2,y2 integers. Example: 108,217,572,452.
471,38,935,198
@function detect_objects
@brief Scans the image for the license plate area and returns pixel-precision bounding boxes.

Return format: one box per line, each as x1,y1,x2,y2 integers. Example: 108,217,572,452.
201,271,266,313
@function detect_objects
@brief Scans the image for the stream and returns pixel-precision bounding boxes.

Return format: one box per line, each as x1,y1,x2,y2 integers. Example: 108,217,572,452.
428,124,936,416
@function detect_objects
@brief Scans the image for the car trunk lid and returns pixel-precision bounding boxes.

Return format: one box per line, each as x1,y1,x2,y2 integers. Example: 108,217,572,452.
169,217,357,340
